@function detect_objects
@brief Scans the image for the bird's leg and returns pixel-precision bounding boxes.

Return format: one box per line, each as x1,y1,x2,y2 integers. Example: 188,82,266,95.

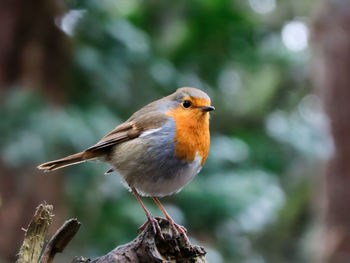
131,187,164,239
152,196,188,240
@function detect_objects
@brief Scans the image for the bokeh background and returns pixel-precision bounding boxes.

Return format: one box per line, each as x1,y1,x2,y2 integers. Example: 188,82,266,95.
1,0,348,262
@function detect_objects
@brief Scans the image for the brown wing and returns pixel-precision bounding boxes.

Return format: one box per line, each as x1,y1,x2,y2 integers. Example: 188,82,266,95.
86,121,139,152
86,111,169,153
37,121,144,171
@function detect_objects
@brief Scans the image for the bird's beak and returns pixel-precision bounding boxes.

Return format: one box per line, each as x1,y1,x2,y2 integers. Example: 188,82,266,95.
201,105,215,112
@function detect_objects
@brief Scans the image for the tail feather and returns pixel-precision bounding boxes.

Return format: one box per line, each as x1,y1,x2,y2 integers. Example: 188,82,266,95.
37,151,91,172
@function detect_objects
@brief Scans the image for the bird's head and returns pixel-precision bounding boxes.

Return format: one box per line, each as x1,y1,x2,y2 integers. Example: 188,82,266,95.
168,87,214,121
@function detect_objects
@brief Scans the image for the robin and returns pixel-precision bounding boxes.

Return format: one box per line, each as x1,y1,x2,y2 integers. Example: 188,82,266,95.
38,87,214,239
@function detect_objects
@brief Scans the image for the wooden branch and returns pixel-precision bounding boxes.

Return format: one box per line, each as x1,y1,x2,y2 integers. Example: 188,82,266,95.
71,219,207,263
16,202,54,263
39,219,81,263
17,203,207,262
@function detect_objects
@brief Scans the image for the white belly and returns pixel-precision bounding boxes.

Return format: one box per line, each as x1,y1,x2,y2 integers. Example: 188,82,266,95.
125,152,202,197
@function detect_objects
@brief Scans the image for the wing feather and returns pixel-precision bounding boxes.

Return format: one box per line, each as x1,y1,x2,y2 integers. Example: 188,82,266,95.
85,111,169,153
86,122,138,152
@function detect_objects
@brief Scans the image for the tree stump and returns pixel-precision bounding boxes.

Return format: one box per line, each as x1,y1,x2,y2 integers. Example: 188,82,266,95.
16,203,207,263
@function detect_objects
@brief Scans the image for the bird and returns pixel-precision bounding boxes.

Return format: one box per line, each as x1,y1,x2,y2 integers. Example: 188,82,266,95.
38,87,214,239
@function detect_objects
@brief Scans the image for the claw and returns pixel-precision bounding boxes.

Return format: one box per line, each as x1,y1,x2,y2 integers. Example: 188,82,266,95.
138,216,164,239
178,224,188,234
151,196,190,242
138,220,149,233
168,219,189,242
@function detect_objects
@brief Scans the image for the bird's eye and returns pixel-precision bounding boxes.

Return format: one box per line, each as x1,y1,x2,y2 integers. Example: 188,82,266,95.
182,100,191,108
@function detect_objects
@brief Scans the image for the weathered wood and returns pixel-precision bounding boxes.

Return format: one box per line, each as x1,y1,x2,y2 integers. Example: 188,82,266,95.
17,203,207,262
39,219,81,263
16,203,53,263
71,219,207,263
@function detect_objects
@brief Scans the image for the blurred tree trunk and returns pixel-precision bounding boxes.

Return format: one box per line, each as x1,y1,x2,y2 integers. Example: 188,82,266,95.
313,1,350,262
0,0,68,98
0,0,69,261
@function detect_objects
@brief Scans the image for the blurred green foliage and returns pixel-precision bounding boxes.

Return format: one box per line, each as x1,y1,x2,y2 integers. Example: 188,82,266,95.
0,0,327,262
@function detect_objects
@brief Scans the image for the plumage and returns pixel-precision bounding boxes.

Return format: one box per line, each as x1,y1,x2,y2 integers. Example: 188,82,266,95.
37,87,214,240
38,87,213,196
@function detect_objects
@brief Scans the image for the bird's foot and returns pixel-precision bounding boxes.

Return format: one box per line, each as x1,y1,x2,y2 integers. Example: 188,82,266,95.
138,216,165,239
168,219,189,242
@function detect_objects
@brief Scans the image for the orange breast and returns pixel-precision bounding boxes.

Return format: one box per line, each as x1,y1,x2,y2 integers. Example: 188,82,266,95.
165,106,210,166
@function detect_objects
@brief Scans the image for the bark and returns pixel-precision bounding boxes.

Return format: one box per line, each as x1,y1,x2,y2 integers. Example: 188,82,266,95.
72,220,206,263
71,219,207,263
16,203,54,263
313,1,350,262
39,219,81,263
17,203,207,263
